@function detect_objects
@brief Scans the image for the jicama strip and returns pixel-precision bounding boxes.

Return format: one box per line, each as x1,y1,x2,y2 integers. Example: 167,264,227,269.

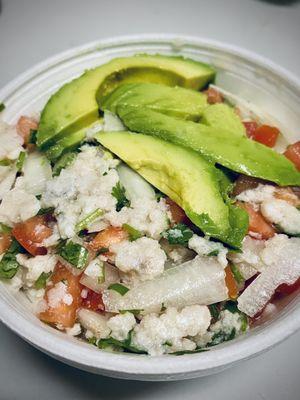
80,263,120,293
238,235,300,317
19,152,52,195
103,255,228,314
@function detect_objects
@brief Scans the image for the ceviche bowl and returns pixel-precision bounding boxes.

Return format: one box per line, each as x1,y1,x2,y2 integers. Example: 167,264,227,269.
0,34,300,381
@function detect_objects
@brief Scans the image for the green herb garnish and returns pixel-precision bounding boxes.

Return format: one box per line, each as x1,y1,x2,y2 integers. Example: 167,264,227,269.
0,159,13,166
209,303,220,320
75,208,103,233
160,303,167,312
28,129,37,144
122,223,142,241
0,103,5,112
207,249,219,257
108,283,129,296
96,247,109,255
230,263,244,284
98,330,146,354
119,309,143,316
58,241,89,269
16,151,26,172
162,223,193,246
209,328,236,347
34,271,52,289
0,223,11,234
37,207,55,216
111,182,130,211
0,239,23,279
53,151,77,176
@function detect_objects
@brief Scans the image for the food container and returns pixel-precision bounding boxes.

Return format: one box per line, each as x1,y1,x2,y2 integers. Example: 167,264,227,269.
0,34,300,381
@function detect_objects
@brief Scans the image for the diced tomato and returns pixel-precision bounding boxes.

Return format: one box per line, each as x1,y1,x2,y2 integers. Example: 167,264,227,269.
284,141,300,171
243,121,259,139
165,198,190,225
225,265,238,299
89,226,128,253
16,116,38,144
237,202,275,240
12,215,52,256
204,87,223,104
81,288,105,312
0,233,12,254
39,262,82,328
251,125,280,148
276,278,300,296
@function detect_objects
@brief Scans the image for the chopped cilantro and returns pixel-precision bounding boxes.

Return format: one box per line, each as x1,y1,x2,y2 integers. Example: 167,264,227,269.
97,330,146,354
53,151,77,176
0,223,11,234
58,241,89,269
164,341,172,347
0,159,13,166
209,303,220,321
111,182,130,211
209,328,236,347
119,309,143,316
108,283,129,296
0,102,5,112
37,207,55,216
75,208,103,232
230,263,244,284
96,247,109,255
207,249,219,257
16,151,26,172
160,303,167,312
122,223,142,241
28,129,37,144
162,223,193,245
34,271,52,289
0,239,23,279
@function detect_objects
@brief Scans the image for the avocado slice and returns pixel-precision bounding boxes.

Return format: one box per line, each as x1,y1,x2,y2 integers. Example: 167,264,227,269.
37,55,215,150
113,105,300,186
96,131,247,246
102,82,208,121
201,103,246,136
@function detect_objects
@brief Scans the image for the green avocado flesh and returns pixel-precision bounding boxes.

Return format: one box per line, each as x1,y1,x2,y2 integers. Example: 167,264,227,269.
113,105,300,186
37,55,215,150
101,83,208,121
201,103,246,136
96,131,248,247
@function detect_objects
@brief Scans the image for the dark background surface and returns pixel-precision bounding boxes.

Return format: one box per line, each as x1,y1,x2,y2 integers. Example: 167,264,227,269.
0,1,300,399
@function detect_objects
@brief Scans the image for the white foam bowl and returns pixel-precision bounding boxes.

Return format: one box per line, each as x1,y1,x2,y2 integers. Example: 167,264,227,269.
0,35,300,381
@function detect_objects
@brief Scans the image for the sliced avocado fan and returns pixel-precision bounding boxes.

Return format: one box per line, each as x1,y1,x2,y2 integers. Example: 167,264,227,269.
96,131,248,248
101,82,300,186
37,54,215,157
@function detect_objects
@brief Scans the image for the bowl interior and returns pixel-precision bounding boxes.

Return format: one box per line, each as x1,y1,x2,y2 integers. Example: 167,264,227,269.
1,35,300,381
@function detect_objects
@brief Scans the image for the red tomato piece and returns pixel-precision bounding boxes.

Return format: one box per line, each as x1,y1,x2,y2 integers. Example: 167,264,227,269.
251,125,280,148
89,226,128,253
81,288,105,312
203,87,223,104
237,202,275,240
165,198,190,225
39,262,82,328
0,233,12,255
16,116,38,144
284,141,300,171
276,278,300,296
12,215,52,256
243,121,259,139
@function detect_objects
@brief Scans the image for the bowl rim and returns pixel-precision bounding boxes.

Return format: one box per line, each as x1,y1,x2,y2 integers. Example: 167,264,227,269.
1,33,300,379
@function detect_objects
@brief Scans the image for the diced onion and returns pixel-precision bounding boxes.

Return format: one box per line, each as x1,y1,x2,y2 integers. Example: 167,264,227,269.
80,262,120,293
21,152,52,195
